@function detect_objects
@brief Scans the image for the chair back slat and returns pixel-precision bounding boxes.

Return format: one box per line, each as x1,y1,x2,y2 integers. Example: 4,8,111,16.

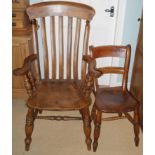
82,21,90,80
58,16,64,79
50,16,56,79
73,18,81,79
41,17,49,79
27,1,95,81
67,17,73,79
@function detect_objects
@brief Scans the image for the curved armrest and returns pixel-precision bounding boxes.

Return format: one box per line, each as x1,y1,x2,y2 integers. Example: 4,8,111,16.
83,55,102,78
13,54,38,76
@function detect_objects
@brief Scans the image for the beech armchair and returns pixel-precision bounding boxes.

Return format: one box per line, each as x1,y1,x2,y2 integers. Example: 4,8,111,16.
13,1,101,151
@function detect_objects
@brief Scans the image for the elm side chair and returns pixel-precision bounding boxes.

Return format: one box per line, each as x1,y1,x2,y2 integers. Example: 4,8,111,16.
13,1,101,151
90,45,140,152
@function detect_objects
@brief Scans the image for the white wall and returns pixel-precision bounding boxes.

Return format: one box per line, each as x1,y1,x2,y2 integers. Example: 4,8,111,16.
121,0,143,87
30,0,42,4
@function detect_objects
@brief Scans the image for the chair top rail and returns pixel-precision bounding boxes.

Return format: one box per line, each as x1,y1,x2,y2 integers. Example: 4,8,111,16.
26,1,95,21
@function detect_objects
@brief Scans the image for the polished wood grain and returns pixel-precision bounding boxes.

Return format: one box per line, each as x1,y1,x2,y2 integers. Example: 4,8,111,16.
90,45,140,152
14,1,97,151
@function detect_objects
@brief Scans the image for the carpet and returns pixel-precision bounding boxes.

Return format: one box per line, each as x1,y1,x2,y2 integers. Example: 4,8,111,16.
13,98,143,155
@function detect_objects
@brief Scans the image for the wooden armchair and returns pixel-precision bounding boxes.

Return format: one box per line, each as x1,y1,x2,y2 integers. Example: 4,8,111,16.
90,45,140,152
13,1,100,151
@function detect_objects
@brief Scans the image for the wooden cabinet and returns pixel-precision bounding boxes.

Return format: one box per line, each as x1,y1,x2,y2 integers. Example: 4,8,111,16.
12,0,33,99
13,31,33,99
130,18,143,129
12,0,30,30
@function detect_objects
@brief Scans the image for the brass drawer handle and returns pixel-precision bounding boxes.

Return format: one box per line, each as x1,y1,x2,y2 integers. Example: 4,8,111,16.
12,22,16,27
12,13,16,17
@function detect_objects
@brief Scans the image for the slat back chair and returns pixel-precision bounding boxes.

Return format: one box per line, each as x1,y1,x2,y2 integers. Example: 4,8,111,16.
90,45,140,152
13,1,101,151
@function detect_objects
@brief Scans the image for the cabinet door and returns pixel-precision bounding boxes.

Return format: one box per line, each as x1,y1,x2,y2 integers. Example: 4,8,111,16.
12,44,25,89
12,35,33,99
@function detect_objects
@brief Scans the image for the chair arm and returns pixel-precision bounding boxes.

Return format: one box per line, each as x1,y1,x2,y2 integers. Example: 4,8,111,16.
13,54,38,76
83,55,102,78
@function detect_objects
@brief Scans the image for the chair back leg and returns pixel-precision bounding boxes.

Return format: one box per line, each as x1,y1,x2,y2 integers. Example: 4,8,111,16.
134,106,140,146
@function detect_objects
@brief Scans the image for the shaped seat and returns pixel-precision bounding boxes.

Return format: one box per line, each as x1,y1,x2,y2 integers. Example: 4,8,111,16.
27,80,91,110
95,86,137,113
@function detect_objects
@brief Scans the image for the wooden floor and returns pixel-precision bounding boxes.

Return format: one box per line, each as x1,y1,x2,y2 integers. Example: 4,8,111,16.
13,99,143,155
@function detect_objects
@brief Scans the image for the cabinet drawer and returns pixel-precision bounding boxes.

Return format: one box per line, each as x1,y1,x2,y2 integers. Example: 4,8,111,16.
12,19,28,28
12,0,29,10
12,11,26,20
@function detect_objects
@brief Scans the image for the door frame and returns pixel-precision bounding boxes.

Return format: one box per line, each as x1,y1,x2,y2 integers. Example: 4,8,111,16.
110,0,127,86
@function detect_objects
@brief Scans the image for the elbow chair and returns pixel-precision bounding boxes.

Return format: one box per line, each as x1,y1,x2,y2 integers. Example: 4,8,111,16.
13,1,101,151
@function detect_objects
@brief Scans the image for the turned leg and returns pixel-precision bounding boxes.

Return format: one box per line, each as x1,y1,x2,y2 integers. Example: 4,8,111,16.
80,107,92,151
118,112,122,117
91,104,96,122
93,109,102,152
25,108,34,151
134,106,140,146
38,110,43,114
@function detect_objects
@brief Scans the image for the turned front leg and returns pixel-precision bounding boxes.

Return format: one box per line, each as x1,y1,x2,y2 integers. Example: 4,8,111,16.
25,108,34,151
80,107,92,151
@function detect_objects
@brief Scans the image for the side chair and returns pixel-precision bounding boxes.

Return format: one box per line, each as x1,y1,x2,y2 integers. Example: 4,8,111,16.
90,45,140,152
13,1,101,151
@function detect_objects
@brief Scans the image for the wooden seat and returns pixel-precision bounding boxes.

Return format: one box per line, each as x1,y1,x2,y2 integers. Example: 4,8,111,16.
90,45,140,152
13,1,100,151
27,80,91,110
95,87,137,113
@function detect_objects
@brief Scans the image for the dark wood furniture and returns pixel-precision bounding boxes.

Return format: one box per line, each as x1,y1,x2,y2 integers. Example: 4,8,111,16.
130,18,143,130
13,1,100,151
90,45,140,152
